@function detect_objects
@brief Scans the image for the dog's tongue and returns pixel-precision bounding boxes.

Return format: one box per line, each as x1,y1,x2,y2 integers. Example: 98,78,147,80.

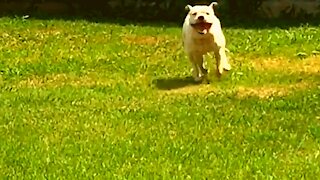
192,22,212,34
199,23,211,31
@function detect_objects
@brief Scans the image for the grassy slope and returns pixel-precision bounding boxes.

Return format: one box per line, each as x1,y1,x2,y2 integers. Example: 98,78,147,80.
0,17,320,179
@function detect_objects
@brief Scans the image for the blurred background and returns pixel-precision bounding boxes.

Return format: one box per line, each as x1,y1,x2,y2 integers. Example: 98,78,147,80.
0,0,319,22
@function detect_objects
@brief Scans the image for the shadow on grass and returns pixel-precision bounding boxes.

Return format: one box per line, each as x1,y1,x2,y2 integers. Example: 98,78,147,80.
154,76,199,90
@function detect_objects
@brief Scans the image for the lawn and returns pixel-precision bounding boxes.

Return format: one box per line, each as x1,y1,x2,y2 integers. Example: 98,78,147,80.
0,16,319,179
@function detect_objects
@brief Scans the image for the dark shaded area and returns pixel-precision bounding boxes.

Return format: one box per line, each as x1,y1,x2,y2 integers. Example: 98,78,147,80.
0,0,320,29
221,18,320,29
3,12,320,31
154,77,200,90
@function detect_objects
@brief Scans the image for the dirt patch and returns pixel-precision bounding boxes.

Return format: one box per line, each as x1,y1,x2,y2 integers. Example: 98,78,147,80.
253,56,320,74
122,35,169,45
15,73,115,88
236,81,312,99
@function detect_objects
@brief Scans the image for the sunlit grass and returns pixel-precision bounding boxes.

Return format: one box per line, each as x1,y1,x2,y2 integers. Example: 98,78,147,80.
0,17,320,179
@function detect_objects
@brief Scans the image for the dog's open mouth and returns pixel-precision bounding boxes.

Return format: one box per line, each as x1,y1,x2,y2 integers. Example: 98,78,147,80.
191,22,212,34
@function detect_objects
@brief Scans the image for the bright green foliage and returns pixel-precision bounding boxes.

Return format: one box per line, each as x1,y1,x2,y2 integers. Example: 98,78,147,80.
0,17,320,179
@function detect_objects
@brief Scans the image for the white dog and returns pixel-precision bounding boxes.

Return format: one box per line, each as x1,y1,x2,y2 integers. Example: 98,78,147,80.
183,2,231,82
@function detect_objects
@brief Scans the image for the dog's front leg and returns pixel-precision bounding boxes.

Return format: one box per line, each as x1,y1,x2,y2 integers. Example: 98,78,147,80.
213,45,231,76
188,54,205,82
197,55,208,77
213,46,222,76
212,28,231,76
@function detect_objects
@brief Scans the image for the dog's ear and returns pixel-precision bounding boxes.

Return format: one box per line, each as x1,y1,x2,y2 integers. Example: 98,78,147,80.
185,5,193,12
209,2,218,9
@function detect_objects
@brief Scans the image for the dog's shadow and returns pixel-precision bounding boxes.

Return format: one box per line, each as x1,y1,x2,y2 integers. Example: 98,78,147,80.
153,76,201,90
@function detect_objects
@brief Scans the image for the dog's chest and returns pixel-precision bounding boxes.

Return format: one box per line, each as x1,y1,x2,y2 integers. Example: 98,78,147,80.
190,35,215,53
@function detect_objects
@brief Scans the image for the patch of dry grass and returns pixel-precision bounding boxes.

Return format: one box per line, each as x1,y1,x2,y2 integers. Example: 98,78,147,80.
158,84,218,95
252,56,320,74
14,73,115,89
122,35,170,45
236,81,313,99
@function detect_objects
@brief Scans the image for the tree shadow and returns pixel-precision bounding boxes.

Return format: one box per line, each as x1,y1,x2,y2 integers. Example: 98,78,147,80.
154,76,200,90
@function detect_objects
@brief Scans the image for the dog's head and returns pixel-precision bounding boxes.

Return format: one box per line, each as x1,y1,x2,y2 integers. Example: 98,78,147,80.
185,2,218,34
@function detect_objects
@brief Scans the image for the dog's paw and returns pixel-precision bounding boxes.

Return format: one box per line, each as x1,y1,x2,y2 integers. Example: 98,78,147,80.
223,63,231,71
194,76,203,82
201,75,210,84
218,65,224,75
201,68,208,75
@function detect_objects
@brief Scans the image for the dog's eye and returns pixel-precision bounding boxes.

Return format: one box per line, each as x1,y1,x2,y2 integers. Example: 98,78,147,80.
206,12,210,15
192,12,197,16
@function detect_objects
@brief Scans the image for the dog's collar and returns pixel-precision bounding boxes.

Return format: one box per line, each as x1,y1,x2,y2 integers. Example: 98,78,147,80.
198,32,205,35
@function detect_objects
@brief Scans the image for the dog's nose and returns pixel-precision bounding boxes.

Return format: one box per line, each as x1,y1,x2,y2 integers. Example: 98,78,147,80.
198,16,204,21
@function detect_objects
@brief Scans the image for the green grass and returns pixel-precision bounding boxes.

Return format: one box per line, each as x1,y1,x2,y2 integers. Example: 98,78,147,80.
0,17,320,179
